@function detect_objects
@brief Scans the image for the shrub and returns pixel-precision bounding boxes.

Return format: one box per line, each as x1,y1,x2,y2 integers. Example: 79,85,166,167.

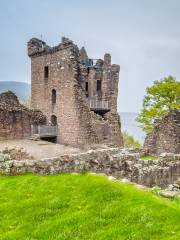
122,131,141,149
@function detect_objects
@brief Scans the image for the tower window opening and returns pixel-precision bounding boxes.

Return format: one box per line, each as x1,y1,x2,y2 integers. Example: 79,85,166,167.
52,89,56,104
51,115,57,126
44,66,49,79
85,82,88,92
97,80,101,92
87,67,90,74
85,82,89,97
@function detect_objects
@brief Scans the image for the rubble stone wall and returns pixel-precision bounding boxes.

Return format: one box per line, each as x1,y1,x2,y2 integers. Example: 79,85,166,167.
1,148,179,188
0,91,46,140
0,111,31,140
143,109,180,155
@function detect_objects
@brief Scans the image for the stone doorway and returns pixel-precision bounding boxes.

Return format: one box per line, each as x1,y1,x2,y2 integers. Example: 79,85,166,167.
51,115,57,126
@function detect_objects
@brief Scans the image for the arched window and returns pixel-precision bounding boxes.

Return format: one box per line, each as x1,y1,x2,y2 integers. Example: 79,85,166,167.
51,115,57,126
52,89,56,104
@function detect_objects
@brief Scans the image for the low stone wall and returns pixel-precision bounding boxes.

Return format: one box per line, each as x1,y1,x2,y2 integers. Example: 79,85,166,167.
0,148,180,188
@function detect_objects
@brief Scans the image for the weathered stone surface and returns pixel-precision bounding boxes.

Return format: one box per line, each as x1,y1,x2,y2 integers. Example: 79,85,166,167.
159,190,179,199
79,47,88,61
0,147,179,188
160,177,180,198
143,109,180,155
27,38,50,57
0,91,46,140
0,153,11,162
1,147,34,160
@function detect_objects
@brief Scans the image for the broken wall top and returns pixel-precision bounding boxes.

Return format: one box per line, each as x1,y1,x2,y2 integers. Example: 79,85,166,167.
0,91,46,124
27,36,120,69
155,109,180,127
143,108,180,155
27,37,77,58
0,91,27,111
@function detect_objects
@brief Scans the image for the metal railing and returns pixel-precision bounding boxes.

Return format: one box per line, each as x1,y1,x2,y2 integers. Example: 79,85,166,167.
31,125,58,137
88,99,110,110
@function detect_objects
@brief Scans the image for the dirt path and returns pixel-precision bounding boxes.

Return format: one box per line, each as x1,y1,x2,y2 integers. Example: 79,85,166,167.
0,140,81,159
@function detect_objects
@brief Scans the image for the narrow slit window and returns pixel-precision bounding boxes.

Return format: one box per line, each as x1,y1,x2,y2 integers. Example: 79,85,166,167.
44,66,49,79
97,80,101,92
52,89,56,104
87,67,90,74
85,82,88,92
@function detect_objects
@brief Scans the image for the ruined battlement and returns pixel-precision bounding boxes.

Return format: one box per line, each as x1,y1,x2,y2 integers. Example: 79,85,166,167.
28,37,77,58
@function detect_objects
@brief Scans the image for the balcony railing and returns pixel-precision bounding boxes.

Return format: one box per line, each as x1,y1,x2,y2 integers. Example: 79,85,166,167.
88,99,110,111
31,125,58,137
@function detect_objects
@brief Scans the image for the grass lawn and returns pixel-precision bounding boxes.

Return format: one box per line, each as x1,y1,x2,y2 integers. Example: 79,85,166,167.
140,155,158,160
0,174,180,240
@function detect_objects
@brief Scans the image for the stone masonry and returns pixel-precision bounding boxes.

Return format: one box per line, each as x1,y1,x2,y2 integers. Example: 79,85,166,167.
0,147,180,188
28,37,123,148
143,109,180,155
0,91,46,140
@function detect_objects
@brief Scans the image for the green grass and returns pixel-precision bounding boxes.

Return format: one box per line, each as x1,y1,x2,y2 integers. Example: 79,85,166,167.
140,155,158,160
0,174,180,240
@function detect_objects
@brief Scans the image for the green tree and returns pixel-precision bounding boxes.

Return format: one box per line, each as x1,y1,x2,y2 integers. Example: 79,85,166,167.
137,76,180,132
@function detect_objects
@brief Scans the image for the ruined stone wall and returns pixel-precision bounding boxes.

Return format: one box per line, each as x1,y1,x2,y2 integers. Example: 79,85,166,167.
1,147,180,188
28,38,123,147
83,53,120,113
78,51,122,144
102,54,120,113
143,109,180,155
0,110,31,140
104,112,123,144
79,61,123,145
0,91,46,140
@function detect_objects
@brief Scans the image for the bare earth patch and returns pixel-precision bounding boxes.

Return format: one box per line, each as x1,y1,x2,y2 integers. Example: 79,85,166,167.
0,139,81,160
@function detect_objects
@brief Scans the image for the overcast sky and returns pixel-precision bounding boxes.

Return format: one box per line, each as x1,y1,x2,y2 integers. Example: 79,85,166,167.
0,0,180,112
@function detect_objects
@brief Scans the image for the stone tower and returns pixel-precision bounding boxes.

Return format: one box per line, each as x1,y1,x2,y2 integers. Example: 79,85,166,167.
27,37,123,147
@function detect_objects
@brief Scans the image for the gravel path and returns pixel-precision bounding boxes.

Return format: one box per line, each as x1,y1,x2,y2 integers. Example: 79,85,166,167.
0,139,81,159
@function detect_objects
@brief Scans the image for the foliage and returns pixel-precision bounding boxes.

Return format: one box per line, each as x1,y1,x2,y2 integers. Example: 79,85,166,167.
0,174,180,239
140,155,158,161
151,186,161,195
137,76,180,132
122,131,141,149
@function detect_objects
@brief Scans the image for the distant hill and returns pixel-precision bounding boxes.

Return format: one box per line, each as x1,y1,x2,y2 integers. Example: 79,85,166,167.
0,81,30,100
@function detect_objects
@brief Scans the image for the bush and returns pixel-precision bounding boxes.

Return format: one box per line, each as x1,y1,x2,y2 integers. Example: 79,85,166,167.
122,131,141,149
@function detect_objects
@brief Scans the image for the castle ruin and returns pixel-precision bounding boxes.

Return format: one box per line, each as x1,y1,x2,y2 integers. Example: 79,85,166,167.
28,37,123,147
